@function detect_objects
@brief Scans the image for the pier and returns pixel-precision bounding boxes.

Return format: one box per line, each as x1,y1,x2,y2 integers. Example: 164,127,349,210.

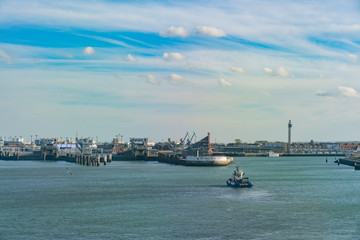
337,157,360,170
0,150,113,166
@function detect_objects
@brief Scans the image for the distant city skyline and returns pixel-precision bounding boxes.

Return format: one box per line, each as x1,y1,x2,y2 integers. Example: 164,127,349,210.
0,1,359,143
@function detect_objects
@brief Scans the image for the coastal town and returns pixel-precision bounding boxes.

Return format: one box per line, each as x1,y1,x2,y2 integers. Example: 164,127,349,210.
1,131,360,162
2,122,360,168
1,134,358,158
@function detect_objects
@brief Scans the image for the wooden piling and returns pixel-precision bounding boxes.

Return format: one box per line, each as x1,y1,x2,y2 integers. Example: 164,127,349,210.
355,163,360,170
103,155,107,165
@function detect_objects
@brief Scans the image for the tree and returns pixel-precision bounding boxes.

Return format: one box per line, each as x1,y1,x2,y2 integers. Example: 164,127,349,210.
235,139,242,146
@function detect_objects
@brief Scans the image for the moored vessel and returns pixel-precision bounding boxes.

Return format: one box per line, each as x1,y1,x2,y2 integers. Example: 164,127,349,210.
268,151,280,157
183,133,233,166
185,155,233,166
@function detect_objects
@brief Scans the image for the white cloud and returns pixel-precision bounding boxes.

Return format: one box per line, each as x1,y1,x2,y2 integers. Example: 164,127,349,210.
83,46,95,55
163,52,185,61
348,54,358,62
263,67,290,77
338,86,360,98
231,67,245,73
277,66,289,78
218,78,232,87
160,26,189,37
264,67,273,74
0,49,10,59
0,49,12,63
125,54,136,62
168,74,184,85
146,74,159,85
195,26,226,37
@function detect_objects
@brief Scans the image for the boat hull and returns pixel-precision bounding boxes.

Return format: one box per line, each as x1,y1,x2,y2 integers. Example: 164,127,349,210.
268,151,280,157
226,180,253,188
185,156,233,166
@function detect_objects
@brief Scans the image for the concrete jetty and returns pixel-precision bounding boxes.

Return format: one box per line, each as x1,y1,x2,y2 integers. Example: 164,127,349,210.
337,157,360,170
0,150,112,167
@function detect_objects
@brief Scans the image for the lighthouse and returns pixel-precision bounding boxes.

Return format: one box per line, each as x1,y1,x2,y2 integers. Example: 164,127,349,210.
288,120,292,144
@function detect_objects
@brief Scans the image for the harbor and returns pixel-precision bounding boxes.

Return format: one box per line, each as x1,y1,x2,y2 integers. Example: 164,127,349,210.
0,129,353,167
2,1,359,239
0,133,234,166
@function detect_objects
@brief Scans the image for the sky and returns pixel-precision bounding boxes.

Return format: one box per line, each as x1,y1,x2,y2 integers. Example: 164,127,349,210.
0,0,360,143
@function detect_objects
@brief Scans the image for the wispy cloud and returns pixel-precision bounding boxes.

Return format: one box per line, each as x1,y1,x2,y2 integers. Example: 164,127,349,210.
264,67,273,74
231,67,244,73
277,66,289,78
163,52,185,61
219,78,232,87
118,35,154,48
347,54,358,62
263,66,291,78
0,49,12,63
78,34,130,48
168,74,185,85
125,54,136,62
146,74,159,85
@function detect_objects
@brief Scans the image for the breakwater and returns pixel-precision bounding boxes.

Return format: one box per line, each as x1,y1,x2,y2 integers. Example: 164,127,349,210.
213,152,345,157
337,157,360,170
0,151,112,166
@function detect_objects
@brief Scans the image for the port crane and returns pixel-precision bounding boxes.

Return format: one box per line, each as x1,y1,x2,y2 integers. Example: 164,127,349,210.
180,132,197,149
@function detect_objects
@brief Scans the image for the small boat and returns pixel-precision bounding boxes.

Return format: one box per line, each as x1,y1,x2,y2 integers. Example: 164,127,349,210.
226,164,253,188
268,151,279,157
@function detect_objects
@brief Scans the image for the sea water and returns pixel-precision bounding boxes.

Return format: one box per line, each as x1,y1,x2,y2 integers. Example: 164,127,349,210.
1,157,359,240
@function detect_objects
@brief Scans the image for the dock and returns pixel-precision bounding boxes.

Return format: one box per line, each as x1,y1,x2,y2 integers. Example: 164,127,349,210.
336,157,360,170
0,150,112,166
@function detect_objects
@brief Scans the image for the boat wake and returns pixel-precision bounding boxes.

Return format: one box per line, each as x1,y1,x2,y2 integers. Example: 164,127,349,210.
65,167,72,175
218,189,272,201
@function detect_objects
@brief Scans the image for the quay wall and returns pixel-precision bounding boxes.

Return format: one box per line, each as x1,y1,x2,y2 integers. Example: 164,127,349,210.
338,158,360,166
337,157,360,170
214,152,345,157
0,151,112,167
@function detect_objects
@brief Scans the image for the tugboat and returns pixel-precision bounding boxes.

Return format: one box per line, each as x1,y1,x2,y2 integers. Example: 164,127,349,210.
226,164,253,188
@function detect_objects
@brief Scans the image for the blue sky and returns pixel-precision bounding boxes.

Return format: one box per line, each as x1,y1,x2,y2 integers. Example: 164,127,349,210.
0,0,359,143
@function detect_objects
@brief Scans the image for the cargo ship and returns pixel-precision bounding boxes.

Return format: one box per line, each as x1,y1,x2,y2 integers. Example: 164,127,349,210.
183,133,233,166
185,155,233,166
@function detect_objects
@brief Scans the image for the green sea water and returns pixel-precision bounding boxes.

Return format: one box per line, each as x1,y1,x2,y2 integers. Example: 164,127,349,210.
1,157,359,240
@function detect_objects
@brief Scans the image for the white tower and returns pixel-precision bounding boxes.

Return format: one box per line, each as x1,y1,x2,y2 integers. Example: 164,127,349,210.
288,120,292,144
